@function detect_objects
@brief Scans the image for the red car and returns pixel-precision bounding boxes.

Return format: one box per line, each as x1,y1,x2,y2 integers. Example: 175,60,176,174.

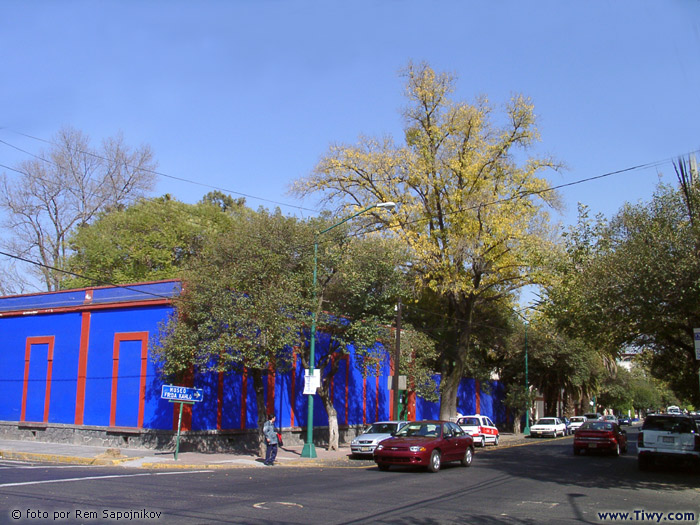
573,420,628,456
373,420,474,472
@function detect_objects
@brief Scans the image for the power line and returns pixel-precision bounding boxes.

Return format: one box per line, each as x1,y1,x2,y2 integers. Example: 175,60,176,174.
0,249,175,301
0,130,321,214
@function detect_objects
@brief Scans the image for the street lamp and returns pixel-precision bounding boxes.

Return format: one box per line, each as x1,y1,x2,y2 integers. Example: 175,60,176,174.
523,319,530,436
301,201,396,458
514,308,531,437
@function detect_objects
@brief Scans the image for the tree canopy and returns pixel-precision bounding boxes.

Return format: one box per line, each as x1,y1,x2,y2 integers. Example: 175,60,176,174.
292,62,562,418
65,194,241,287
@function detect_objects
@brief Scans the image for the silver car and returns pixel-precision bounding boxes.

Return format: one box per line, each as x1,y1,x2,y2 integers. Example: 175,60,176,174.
351,421,408,457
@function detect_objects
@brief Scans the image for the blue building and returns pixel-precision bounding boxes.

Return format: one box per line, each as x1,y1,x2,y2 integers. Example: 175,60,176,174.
0,280,508,449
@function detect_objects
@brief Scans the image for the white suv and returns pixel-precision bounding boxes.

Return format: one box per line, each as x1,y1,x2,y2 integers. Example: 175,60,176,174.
637,414,700,470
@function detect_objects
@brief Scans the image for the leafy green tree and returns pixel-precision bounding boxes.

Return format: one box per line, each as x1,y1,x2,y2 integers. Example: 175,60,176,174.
306,217,428,449
152,209,309,454
292,62,562,419
65,195,241,287
549,169,700,405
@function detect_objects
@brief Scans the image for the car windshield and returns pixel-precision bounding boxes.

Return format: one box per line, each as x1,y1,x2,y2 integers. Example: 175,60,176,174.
395,422,441,438
571,417,585,422
457,417,480,426
535,418,557,425
364,423,397,434
581,421,614,431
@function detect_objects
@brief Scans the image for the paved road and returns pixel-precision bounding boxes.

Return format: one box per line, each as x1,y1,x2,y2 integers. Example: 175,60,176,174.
1,431,698,524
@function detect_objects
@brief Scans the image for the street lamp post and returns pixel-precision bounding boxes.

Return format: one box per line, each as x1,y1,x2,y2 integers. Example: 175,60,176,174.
523,320,530,436
301,201,396,459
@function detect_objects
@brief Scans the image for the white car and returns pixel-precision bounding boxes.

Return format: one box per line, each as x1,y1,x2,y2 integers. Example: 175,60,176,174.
569,416,588,432
530,417,567,438
457,415,500,446
351,421,407,457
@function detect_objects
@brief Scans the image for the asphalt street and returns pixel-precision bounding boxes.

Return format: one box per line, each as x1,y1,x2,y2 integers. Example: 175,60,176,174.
1,430,698,525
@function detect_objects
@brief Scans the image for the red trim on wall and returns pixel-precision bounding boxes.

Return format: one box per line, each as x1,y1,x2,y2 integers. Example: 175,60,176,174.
290,354,297,427
20,336,55,422
475,380,481,414
109,332,149,428
240,368,248,430
217,371,224,430
74,312,91,425
266,363,275,416
362,377,367,425
344,356,349,426
0,298,173,319
43,341,54,422
375,366,380,422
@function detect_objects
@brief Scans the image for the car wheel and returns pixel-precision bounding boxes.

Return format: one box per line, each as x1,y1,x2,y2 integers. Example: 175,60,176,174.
479,436,486,447
493,435,499,446
461,446,473,467
612,443,620,457
377,463,390,471
428,450,441,473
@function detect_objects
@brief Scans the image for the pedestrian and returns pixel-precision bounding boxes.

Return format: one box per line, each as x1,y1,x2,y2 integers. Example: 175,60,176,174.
263,414,278,466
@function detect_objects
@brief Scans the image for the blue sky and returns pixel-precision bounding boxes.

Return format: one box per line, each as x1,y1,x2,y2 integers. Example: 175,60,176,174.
2,1,700,227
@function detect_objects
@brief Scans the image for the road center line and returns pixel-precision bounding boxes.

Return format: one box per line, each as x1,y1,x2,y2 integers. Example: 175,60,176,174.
0,470,213,488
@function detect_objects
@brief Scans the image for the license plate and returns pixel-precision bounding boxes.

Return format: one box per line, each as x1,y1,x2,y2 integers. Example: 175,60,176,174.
662,436,674,443
361,447,370,452
588,443,597,448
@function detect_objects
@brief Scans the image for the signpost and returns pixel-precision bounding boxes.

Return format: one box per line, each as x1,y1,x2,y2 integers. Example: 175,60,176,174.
161,385,203,460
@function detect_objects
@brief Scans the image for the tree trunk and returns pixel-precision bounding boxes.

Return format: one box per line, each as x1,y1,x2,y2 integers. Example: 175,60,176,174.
439,294,474,420
439,361,464,420
318,387,339,451
251,368,267,458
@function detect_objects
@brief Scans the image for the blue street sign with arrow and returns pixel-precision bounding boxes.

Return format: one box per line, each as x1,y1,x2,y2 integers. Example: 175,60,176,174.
161,385,204,402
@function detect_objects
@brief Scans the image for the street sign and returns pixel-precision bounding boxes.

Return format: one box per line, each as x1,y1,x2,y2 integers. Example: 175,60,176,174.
161,385,204,402
694,328,700,360
303,369,321,395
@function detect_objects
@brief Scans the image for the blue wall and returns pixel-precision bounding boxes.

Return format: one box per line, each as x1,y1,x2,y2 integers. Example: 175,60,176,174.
0,282,508,432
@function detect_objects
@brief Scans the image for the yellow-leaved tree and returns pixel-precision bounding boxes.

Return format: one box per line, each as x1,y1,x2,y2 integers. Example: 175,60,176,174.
292,62,562,419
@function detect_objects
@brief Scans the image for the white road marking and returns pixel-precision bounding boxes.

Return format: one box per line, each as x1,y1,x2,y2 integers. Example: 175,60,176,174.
0,470,213,488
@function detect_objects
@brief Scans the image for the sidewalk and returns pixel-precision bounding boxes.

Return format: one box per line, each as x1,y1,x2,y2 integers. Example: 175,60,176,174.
0,433,533,470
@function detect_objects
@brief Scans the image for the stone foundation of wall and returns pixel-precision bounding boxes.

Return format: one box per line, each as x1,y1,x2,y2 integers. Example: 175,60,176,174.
0,421,364,453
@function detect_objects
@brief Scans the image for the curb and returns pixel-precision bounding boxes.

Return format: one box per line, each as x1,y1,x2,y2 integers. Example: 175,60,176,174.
0,436,546,469
0,450,134,466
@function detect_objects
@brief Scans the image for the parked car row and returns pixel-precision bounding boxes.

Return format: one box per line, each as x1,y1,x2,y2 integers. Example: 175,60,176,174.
357,411,700,474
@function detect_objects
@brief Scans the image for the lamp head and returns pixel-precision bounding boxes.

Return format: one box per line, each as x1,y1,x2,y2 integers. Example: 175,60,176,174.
375,201,396,209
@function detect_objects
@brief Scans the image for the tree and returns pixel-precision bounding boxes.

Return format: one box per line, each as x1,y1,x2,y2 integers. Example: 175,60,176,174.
303,216,419,450
292,62,561,419
549,169,700,405
0,127,156,291
64,194,241,287
152,209,309,455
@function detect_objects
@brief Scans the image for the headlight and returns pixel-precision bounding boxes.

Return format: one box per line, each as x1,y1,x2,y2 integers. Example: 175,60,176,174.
351,439,358,445
376,444,384,451
409,446,426,452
